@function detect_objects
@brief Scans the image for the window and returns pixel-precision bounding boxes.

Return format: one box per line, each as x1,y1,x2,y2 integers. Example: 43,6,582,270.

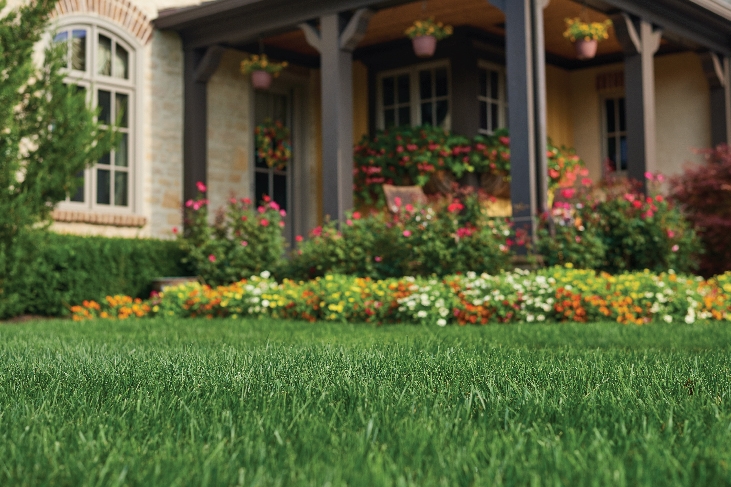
378,62,451,130
478,63,507,135
603,97,627,172
55,23,136,211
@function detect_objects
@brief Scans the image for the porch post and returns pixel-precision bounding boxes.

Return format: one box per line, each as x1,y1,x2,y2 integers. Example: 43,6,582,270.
700,52,731,146
492,0,549,246
301,10,372,222
612,14,662,188
183,48,208,204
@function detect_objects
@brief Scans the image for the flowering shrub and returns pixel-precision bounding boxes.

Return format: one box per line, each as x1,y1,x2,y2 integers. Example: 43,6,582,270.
670,145,731,277
179,183,286,286
538,174,701,274
71,267,731,326
255,119,291,170
281,191,513,280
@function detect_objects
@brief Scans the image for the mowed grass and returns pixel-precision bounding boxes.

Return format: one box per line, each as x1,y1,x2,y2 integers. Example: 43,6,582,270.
1,320,731,486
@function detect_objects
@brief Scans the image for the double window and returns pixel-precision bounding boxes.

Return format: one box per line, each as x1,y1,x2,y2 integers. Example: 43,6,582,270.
55,23,136,211
478,62,507,135
603,97,627,173
378,62,451,130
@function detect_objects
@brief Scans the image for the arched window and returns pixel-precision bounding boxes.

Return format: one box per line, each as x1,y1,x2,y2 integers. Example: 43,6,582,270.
54,21,137,211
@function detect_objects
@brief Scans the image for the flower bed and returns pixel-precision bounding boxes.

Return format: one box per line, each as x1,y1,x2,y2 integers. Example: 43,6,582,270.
71,267,731,326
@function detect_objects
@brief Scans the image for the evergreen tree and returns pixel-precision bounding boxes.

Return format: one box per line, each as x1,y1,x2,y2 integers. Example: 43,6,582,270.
0,0,116,315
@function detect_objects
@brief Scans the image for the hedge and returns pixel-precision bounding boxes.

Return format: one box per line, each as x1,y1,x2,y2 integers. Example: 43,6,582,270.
1,232,191,318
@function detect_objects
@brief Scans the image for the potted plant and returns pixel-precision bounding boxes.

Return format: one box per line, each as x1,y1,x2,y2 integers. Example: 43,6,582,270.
404,18,453,58
255,119,292,170
240,54,288,90
563,18,612,60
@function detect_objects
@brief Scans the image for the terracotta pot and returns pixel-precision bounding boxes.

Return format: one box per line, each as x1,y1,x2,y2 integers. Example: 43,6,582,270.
574,39,598,60
480,173,511,199
412,35,437,58
251,70,273,90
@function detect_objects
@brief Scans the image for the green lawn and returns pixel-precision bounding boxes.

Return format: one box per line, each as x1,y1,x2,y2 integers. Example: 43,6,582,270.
1,319,731,486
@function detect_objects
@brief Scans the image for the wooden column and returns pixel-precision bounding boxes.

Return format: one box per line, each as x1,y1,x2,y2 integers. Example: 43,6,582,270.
492,0,549,246
301,9,372,222
700,51,731,147
183,46,224,204
612,14,662,188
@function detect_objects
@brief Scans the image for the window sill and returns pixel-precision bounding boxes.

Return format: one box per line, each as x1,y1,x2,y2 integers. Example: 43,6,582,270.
51,209,147,228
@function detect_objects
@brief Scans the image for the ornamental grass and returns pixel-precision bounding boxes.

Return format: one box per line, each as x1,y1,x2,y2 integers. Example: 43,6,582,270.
71,267,731,326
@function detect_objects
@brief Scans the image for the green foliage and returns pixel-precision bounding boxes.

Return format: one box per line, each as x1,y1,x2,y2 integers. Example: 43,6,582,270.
1,319,731,486
179,187,286,286
0,0,117,306
0,231,189,318
282,191,513,281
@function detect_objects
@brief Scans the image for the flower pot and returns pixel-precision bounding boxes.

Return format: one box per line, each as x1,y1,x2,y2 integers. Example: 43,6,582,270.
251,70,273,90
423,170,455,195
574,39,598,60
412,35,437,58
480,173,511,199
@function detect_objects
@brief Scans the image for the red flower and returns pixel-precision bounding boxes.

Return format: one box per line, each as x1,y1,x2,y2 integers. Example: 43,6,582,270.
260,218,270,226
241,241,248,246
262,195,271,202
312,226,322,237
242,197,252,205
632,200,642,209
447,200,464,213
352,211,361,220
295,235,304,242
208,254,216,262
172,227,178,234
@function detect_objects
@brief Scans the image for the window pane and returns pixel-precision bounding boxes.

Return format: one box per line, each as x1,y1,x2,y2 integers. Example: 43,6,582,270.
115,93,128,128
54,32,69,68
479,101,487,131
115,133,128,167
71,171,84,202
436,100,449,128
398,106,411,126
421,102,433,126
98,34,112,75
491,103,499,131
435,68,448,98
99,150,111,166
490,70,499,99
114,171,128,206
478,70,487,97
397,75,410,104
419,70,432,100
384,108,395,128
71,30,86,71
114,44,129,79
620,135,628,171
605,99,616,133
273,174,287,211
607,136,617,171
255,171,270,204
618,98,626,132
382,77,395,106
98,90,111,125
97,169,110,204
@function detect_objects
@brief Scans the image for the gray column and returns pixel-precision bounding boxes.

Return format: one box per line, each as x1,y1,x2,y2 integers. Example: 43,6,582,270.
612,14,661,187
183,48,208,204
700,51,731,147
492,0,549,246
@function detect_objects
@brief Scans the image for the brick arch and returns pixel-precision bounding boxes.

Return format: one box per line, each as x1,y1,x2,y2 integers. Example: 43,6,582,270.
52,0,154,44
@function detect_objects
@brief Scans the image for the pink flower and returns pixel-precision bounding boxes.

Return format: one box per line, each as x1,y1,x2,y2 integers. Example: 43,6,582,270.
229,197,238,204
241,241,248,246
667,230,676,238
172,227,178,234
295,235,303,242
632,200,643,209
394,196,402,208
262,195,271,202
258,206,265,214
346,219,353,226
405,204,414,212
581,177,593,187
672,244,679,252
279,221,285,227
312,226,322,237
656,173,666,183
644,171,654,181
269,201,280,211
196,181,207,192
499,136,510,146
241,215,248,221
403,230,412,237
374,256,382,262
242,197,252,205
185,199,194,208
260,218,270,227
279,209,287,217
352,211,361,220
560,188,576,199
208,254,216,262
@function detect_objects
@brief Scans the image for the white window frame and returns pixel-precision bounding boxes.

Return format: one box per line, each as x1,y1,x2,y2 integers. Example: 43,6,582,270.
477,60,508,135
376,60,452,130
53,15,143,215
601,93,627,174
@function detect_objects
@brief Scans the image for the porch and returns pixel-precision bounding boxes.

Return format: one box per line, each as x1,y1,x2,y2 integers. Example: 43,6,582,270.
155,0,731,239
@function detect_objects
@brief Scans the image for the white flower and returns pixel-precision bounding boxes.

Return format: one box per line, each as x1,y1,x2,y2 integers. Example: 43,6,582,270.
537,315,546,322
417,310,428,318
437,319,447,327
663,315,673,323
261,300,270,308
260,270,271,279
527,314,535,322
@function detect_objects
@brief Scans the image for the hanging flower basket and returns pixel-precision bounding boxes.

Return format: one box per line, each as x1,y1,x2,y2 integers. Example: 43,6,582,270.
240,54,288,91
563,18,612,60
255,119,292,170
405,18,453,58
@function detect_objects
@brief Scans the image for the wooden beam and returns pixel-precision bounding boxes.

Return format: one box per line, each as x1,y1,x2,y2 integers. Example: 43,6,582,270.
700,51,731,146
194,45,225,83
612,13,662,187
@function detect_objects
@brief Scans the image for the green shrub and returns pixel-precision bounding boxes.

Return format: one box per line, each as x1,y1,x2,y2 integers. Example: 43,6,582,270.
0,232,190,318
282,191,513,280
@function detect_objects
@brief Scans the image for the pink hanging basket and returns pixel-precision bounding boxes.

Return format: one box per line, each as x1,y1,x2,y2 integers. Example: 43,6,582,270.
251,70,273,90
412,35,437,58
574,39,598,60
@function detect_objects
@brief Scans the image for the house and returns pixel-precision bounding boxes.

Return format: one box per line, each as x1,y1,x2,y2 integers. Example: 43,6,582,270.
29,0,731,241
